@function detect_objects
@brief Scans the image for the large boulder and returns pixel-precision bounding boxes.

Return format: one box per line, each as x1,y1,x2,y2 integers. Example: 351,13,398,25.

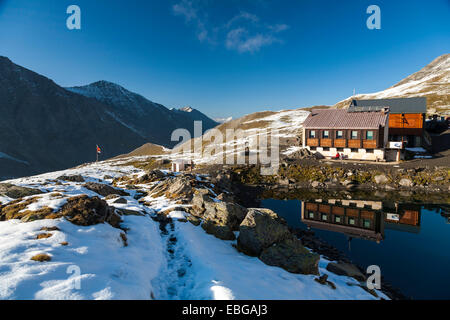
203,201,247,231
201,220,235,240
260,237,320,275
0,183,43,199
138,170,166,183
237,208,291,256
84,182,128,197
199,201,248,241
166,176,193,198
59,195,122,227
149,175,194,200
191,189,213,216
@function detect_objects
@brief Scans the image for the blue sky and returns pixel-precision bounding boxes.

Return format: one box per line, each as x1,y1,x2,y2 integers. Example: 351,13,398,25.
0,0,449,119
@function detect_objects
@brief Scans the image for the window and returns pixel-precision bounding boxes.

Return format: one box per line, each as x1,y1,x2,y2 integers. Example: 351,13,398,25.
310,147,316,151
336,130,343,139
351,148,358,152
321,214,328,221
337,148,344,152
366,149,374,153
348,217,356,225
351,131,358,139
309,130,316,138
366,131,374,140
323,147,330,151
323,130,329,138
335,216,342,223
308,211,315,219
363,219,371,228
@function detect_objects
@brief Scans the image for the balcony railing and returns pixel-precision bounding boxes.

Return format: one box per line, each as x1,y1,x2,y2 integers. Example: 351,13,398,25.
348,139,361,148
306,138,378,149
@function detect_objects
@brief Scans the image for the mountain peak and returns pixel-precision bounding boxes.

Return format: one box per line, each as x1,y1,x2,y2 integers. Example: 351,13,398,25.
180,106,194,112
89,80,126,90
66,80,142,110
0,56,12,64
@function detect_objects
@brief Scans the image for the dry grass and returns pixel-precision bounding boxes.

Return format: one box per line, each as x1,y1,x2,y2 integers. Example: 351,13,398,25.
0,197,40,220
114,143,166,158
239,120,271,131
30,253,52,262
117,157,170,171
36,233,53,240
50,192,64,198
40,226,60,231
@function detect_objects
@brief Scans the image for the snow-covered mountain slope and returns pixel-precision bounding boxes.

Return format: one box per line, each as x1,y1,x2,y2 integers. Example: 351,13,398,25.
169,108,311,165
0,159,385,300
0,57,147,180
122,107,313,166
67,81,219,147
334,54,450,115
214,117,233,124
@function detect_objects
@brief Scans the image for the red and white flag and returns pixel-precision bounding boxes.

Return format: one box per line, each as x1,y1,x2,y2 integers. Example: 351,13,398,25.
96,145,101,154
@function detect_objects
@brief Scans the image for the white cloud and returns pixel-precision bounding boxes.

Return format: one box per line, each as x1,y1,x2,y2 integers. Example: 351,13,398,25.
226,11,260,28
172,1,288,53
172,0,197,22
226,28,278,53
268,24,289,33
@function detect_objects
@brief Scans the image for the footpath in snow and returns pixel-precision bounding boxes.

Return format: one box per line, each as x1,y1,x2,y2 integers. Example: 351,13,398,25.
0,161,385,300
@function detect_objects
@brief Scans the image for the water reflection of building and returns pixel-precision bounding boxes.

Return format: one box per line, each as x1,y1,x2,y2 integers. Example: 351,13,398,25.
301,199,421,243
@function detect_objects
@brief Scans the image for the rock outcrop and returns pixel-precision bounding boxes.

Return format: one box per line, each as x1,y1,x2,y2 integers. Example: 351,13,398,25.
138,170,166,184
84,182,129,197
260,237,320,275
190,188,247,240
0,194,123,228
57,195,123,227
57,175,85,182
237,208,319,275
0,183,43,199
237,208,291,256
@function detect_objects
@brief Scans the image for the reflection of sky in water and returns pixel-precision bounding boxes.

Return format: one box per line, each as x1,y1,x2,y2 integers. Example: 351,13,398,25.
261,198,450,300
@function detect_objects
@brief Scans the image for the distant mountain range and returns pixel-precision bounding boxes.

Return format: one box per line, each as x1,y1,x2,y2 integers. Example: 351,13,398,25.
334,54,450,115
0,57,218,179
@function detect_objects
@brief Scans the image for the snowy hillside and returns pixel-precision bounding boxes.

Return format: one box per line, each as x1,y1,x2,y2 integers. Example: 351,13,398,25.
0,158,385,300
169,108,310,165
334,54,450,115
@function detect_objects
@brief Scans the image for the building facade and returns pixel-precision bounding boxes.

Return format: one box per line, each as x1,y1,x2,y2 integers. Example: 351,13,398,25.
302,108,389,161
350,97,427,148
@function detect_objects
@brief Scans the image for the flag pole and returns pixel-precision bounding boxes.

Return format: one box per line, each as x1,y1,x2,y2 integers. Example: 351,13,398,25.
96,145,98,163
